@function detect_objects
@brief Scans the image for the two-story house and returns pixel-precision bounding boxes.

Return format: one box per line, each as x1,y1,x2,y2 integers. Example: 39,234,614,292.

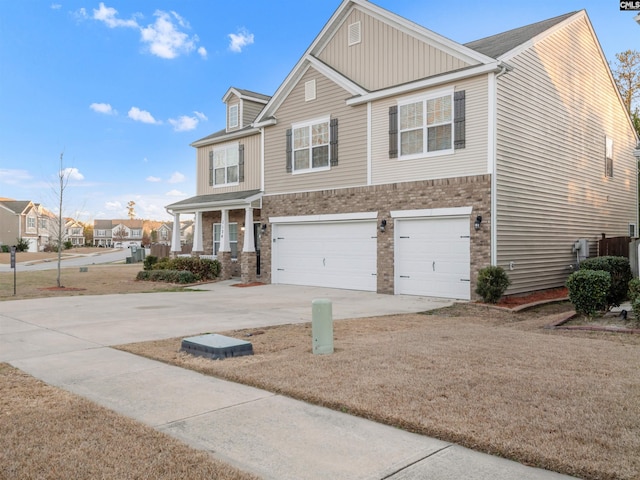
64,218,85,247
166,1,638,300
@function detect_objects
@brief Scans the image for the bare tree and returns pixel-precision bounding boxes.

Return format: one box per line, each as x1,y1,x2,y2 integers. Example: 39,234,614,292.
127,200,136,220
55,152,72,287
611,49,640,115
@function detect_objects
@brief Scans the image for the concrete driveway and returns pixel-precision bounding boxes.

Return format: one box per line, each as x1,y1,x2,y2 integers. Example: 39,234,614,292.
0,283,576,479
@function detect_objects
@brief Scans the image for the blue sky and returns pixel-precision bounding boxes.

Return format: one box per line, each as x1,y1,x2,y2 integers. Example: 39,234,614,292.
0,1,636,222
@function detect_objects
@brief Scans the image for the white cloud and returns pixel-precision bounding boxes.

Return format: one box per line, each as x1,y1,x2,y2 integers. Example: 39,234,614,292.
168,172,185,184
0,168,32,185
140,10,196,59
146,176,162,182
194,111,207,121
168,115,199,132
90,102,116,115
228,29,254,53
51,4,62,10
128,107,160,124
166,189,187,197
72,8,88,21
198,46,207,59
105,200,123,211
93,2,139,29
61,167,85,181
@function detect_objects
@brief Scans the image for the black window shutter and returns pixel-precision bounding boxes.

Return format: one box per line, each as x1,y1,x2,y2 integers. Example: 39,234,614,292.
208,151,213,186
454,90,466,149
330,118,338,166
238,144,245,182
286,129,292,173
389,105,398,158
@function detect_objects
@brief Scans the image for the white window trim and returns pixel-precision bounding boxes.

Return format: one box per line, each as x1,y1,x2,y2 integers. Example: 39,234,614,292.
291,116,331,175
212,142,240,188
397,88,455,160
629,223,636,238
228,104,239,129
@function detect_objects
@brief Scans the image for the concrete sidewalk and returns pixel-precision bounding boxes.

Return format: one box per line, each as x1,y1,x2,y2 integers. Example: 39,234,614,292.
1,282,577,480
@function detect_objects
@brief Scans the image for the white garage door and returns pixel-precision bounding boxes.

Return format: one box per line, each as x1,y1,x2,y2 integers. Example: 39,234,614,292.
272,221,377,291
395,216,470,299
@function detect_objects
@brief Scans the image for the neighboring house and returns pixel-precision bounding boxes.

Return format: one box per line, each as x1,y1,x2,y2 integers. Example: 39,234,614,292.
93,219,113,247
156,222,172,245
0,200,39,251
64,218,85,247
166,1,638,300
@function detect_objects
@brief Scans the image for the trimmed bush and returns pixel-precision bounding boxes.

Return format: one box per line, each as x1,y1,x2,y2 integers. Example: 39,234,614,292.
475,266,511,303
628,278,640,303
566,270,611,316
136,269,197,284
149,257,221,281
15,238,30,252
579,256,632,308
143,255,158,271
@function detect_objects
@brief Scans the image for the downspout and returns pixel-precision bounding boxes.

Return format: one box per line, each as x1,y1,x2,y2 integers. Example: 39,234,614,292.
490,64,509,267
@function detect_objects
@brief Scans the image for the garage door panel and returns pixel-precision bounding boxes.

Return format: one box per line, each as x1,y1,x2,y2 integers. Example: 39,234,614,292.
396,217,470,300
273,221,377,291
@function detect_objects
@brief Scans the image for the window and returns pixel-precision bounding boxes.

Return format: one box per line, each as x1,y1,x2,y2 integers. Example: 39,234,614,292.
292,118,330,172
214,223,238,259
399,92,453,157
27,217,35,229
160,229,168,240
96,230,105,237
131,229,141,237
209,144,239,186
39,218,47,228
605,136,613,177
630,223,636,238
228,104,239,129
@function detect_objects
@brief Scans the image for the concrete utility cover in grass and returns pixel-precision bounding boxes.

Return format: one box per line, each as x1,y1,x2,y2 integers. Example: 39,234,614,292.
181,334,253,360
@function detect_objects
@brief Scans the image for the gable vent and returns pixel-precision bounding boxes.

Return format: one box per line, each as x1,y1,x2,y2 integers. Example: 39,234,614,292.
305,79,316,101
348,21,361,46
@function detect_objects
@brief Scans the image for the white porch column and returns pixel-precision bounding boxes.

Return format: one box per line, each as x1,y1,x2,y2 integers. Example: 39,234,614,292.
242,207,255,252
192,211,203,252
171,213,181,253
219,209,230,252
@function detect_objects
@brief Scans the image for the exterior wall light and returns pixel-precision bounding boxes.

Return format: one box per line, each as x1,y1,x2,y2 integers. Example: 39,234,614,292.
261,223,267,234
380,219,387,232
474,215,483,231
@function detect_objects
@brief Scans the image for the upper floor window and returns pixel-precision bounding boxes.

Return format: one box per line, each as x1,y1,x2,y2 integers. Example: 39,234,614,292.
292,118,330,173
399,92,453,157
39,218,47,228
209,144,240,186
96,229,105,237
27,217,35,229
131,229,142,237
228,104,239,129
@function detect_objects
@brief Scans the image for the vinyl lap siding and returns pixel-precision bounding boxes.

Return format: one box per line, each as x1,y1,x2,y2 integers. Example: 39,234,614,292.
317,8,471,91
264,67,368,194
195,133,261,195
370,76,490,184
243,100,264,127
496,17,637,294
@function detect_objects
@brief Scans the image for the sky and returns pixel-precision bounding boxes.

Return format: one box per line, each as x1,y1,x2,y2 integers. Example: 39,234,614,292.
0,1,638,222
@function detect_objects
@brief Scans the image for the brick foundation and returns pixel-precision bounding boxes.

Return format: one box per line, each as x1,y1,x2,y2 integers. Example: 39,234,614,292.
218,252,233,280
240,251,257,284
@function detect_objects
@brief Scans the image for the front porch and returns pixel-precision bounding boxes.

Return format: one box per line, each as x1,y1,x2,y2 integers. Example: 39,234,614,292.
166,190,263,284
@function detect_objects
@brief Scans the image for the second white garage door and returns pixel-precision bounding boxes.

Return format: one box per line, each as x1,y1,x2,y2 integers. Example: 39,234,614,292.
395,216,471,300
272,221,377,291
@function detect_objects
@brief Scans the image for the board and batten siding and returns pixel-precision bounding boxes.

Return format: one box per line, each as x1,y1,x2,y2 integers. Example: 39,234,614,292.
370,75,490,185
195,132,261,196
496,16,638,294
317,8,471,92
263,67,368,194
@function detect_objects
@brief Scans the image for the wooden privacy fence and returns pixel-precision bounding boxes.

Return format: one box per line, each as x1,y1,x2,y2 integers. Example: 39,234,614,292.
598,236,631,257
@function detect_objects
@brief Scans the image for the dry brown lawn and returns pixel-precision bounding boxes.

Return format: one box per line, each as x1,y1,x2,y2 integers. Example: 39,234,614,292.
0,248,192,300
119,304,640,480
0,363,258,480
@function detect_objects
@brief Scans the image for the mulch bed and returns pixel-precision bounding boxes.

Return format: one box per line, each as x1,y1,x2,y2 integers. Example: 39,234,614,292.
493,287,568,308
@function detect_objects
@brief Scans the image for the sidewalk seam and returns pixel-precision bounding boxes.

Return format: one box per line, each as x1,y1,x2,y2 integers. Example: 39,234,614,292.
379,445,452,480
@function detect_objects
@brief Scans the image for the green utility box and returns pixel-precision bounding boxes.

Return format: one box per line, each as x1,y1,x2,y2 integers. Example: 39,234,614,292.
312,298,333,355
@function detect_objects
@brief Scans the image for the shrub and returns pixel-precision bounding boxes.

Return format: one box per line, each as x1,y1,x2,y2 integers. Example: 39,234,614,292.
475,266,511,303
143,255,158,271
1,245,8,253
566,270,611,316
15,238,30,252
579,256,632,308
628,278,640,303
148,257,221,281
136,269,197,284
63,240,73,250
